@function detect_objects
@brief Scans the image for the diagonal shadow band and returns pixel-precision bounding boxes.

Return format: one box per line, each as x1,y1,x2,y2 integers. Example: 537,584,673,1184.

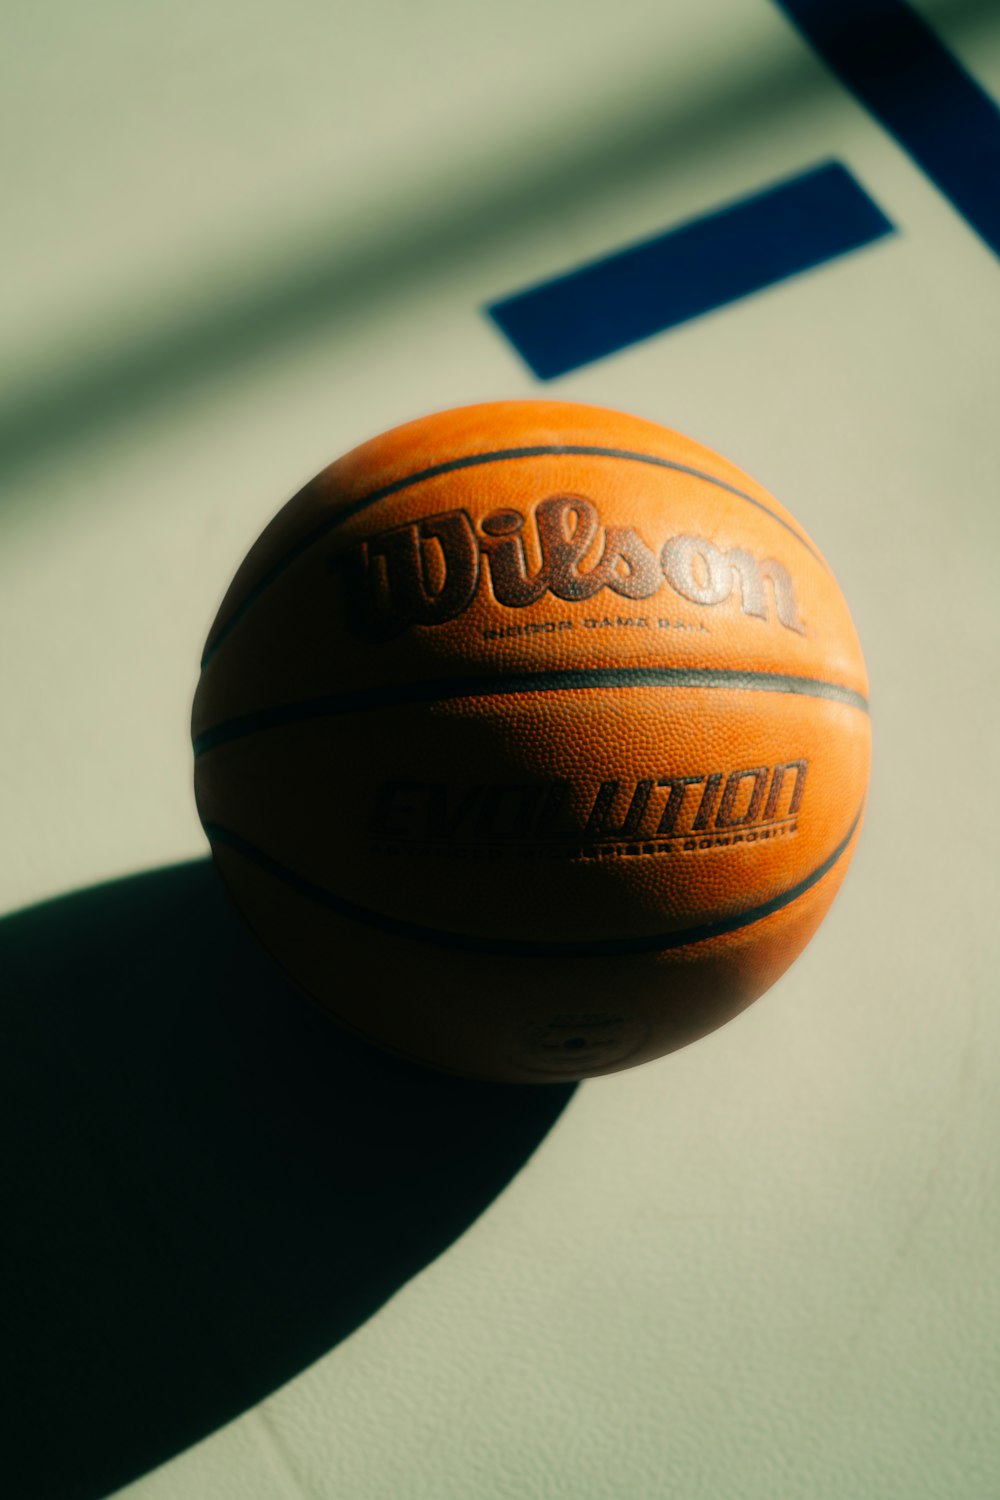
0,0,991,496
0,26,860,492
0,861,575,1500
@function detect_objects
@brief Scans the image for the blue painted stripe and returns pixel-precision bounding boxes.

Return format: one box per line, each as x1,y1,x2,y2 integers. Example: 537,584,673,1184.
487,161,893,379
775,0,1000,260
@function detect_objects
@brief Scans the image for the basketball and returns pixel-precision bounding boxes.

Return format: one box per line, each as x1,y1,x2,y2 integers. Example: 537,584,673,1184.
192,401,869,1082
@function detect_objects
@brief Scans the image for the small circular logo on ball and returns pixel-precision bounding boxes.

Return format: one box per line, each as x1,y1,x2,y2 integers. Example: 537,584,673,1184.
514,1012,651,1077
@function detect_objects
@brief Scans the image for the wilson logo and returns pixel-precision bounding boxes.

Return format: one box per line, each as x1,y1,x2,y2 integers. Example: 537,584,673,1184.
332,494,804,638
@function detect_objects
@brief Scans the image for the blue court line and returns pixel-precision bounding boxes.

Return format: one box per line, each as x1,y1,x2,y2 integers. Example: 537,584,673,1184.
487,161,893,380
774,0,1000,261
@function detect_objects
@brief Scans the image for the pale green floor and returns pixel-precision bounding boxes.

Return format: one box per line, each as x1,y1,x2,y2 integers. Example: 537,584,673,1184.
4,3,999,1497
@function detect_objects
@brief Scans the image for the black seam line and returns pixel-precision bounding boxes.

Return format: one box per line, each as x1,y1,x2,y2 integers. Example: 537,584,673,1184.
192,667,869,758
202,806,863,959
200,445,825,668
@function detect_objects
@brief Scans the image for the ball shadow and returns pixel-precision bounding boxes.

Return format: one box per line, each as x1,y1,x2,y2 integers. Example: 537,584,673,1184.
1,860,575,1500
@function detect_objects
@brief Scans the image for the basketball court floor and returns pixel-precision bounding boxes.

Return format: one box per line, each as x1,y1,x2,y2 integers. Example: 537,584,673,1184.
3,2,999,1496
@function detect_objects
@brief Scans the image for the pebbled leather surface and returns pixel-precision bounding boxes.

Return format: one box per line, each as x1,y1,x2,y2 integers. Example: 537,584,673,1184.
192,403,870,1080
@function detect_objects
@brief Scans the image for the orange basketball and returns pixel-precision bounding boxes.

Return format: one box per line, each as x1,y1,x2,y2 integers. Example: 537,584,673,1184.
192,401,870,1082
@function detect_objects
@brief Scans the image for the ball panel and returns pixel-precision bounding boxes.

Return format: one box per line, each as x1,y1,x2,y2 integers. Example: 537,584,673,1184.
194,687,869,943
201,400,821,666
207,813,863,1083
193,444,866,743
